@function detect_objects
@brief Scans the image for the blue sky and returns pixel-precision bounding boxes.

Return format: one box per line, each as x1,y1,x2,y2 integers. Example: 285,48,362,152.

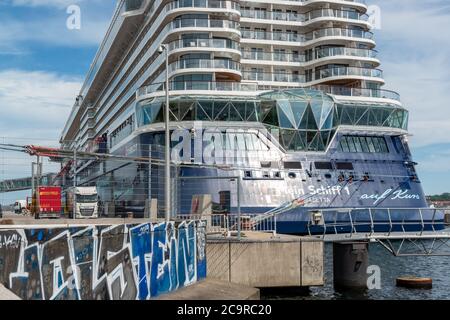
0,0,450,205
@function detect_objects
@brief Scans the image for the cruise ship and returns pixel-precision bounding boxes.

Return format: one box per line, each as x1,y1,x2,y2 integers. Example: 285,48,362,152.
60,0,443,234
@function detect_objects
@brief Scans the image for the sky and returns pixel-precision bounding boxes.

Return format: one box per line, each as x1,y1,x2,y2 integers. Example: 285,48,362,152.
0,0,450,204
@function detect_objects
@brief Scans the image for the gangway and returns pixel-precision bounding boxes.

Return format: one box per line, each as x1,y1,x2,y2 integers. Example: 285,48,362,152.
0,173,57,193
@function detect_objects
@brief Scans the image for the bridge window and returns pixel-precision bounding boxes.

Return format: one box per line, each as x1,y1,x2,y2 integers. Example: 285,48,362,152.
315,162,333,170
284,161,302,169
339,135,389,154
335,162,354,170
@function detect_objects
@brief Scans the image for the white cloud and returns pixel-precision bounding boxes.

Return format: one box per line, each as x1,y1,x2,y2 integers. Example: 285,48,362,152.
0,70,81,141
0,70,78,204
372,0,450,148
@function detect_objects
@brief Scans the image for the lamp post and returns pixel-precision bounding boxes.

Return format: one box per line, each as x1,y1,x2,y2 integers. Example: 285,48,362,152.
159,44,171,223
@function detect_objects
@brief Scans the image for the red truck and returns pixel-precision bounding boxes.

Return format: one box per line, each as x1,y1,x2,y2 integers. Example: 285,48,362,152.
33,186,62,219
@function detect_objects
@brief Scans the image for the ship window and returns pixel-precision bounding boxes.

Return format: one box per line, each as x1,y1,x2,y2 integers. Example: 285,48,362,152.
274,171,281,178
347,137,357,153
288,172,297,179
367,137,376,153
339,136,389,154
379,137,389,153
372,136,382,153
340,136,350,152
352,136,363,153
284,161,302,169
244,171,252,178
335,162,354,170
359,137,370,153
315,162,333,170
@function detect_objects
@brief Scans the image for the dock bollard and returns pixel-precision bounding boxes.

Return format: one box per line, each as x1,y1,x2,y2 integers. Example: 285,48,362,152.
333,241,369,290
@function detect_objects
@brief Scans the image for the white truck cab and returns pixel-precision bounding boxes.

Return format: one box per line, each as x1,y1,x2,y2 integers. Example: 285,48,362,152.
14,200,27,214
65,186,99,219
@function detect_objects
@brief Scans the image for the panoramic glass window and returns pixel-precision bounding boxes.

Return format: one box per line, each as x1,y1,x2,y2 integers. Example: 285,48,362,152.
339,135,389,153
136,89,408,152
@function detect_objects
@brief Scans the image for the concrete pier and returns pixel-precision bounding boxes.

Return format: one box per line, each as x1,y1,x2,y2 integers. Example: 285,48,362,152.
207,232,324,288
157,279,260,300
0,284,21,300
333,241,369,290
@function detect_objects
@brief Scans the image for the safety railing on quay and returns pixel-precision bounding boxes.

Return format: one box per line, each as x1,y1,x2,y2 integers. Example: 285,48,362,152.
176,213,277,237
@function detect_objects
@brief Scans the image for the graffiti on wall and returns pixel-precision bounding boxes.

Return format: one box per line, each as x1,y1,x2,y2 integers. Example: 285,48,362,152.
0,221,206,300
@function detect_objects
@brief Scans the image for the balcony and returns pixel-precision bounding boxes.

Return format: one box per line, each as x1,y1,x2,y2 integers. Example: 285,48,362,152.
165,0,240,11
241,30,300,42
242,50,304,63
137,81,258,96
241,28,373,43
242,0,366,4
168,38,240,52
241,66,382,83
168,58,241,73
305,28,373,41
170,17,240,30
304,8,368,22
241,48,378,64
314,66,383,80
242,71,304,82
241,9,302,22
240,8,368,23
311,47,378,60
125,0,146,12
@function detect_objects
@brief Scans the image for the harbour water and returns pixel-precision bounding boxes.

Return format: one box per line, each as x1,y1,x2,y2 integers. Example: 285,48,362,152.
264,242,450,300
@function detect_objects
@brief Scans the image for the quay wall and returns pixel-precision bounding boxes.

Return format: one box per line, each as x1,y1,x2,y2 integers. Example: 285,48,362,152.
207,236,324,288
0,221,206,300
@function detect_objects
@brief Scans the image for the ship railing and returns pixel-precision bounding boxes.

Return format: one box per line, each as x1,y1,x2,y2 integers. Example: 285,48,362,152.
241,27,373,43
136,81,401,102
282,0,366,4
307,207,449,241
314,85,401,101
137,81,259,96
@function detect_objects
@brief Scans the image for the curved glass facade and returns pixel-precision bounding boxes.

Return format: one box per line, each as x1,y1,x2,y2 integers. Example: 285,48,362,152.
136,89,408,152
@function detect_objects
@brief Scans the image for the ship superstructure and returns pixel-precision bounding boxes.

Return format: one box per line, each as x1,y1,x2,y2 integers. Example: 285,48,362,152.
61,0,440,233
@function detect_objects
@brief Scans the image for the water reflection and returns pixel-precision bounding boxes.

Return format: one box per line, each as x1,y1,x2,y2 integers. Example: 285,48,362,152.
263,242,450,300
